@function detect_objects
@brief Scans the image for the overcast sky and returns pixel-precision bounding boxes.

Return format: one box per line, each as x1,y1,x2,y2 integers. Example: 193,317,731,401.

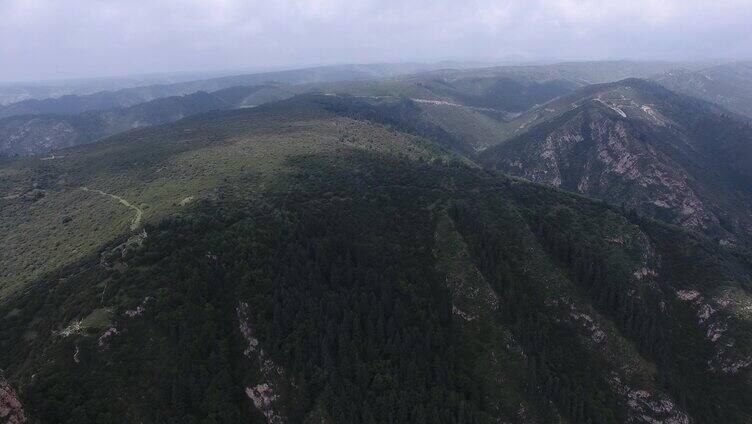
1,0,751,82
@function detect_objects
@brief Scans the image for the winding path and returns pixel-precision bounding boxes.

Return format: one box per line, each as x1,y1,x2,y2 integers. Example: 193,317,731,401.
410,98,499,112
81,187,143,231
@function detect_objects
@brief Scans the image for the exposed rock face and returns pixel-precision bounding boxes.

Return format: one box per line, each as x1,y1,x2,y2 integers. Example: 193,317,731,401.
0,377,26,424
0,115,83,156
123,296,152,318
245,384,280,422
485,103,714,233
237,302,286,423
97,297,151,350
569,309,607,344
482,79,752,241
609,376,692,424
674,287,752,377
98,327,119,349
0,87,263,156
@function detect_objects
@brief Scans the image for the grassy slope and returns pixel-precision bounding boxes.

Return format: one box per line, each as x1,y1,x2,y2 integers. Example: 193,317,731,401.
0,99,449,296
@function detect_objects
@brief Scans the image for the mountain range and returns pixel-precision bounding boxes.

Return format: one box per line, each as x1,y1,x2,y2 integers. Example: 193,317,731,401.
0,63,465,119
656,62,752,119
1,61,752,423
0,60,700,156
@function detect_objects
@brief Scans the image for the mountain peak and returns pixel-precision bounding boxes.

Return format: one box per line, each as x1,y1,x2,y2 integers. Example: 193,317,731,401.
482,76,752,241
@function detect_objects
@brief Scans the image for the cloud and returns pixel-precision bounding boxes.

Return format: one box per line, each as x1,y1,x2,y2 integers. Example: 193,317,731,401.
0,0,750,81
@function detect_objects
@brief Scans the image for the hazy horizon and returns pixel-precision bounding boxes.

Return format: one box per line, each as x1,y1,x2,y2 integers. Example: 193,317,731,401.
2,0,751,83
0,58,722,86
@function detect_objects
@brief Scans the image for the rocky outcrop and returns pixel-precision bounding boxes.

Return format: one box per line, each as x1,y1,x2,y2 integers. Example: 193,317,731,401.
675,288,752,377
482,79,752,241
609,375,691,424
0,377,26,424
97,297,152,350
237,302,286,423
485,104,715,232
0,116,82,156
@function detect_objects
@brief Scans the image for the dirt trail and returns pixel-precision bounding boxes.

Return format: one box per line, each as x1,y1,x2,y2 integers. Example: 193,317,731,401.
81,187,143,231
594,97,627,118
410,98,498,112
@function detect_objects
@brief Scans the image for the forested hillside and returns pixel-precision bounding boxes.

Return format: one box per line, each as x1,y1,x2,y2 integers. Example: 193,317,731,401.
1,96,751,422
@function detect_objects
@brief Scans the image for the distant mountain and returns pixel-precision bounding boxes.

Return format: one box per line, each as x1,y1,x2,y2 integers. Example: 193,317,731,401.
0,86,273,156
0,71,581,156
408,60,699,85
656,62,752,118
0,63,451,119
0,61,699,120
383,61,704,151
481,78,752,243
0,71,228,105
0,61,709,156
281,61,693,152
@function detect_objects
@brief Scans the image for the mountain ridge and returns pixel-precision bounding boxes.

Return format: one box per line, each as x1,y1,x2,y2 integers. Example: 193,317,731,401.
481,78,752,244
656,62,752,118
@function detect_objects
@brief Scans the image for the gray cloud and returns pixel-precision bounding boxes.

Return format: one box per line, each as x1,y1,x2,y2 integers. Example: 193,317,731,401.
1,0,751,81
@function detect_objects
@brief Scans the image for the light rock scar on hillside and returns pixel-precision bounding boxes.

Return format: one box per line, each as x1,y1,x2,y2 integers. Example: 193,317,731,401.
237,302,286,423
498,114,714,232
98,296,153,350
608,375,691,424
0,376,26,424
80,187,143,231
675,288,752,376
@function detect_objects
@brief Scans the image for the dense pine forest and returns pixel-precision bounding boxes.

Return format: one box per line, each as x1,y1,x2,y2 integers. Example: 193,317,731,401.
2,134,751,422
